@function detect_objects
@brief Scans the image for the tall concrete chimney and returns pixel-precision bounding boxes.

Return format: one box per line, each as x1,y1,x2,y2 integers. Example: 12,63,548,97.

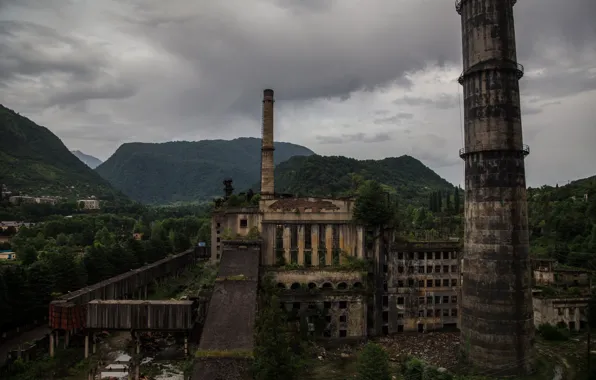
260,89,275,200
456,0,534,375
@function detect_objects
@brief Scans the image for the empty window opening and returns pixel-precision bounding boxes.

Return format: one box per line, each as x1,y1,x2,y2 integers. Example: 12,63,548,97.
304,224,312,249
339,315,347,323
277,283,286,289
382,311,389,323
451,309,458,317
290,283,301,290
382,296,388,307
383,281,388,291
322,282,333,290
398,325,404,333
418,323,424,333
353,282,363,289
339,301,348,309
293,302,301,310
426,280,433,287
323,330,331,337
325,315,332,322
324,302,332,309
339,329,347,338
382,326,389,335
308,282,317,289
337,282,347,290
397,297,404,305
239,219,248,228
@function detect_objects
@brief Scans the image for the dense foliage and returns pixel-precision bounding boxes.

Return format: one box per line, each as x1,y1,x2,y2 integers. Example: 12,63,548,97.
355,342,391,380
252,279,306,380
0,105,122,200
527,175,596,266
0,212,211,332
269,155,454,207
95,137,314,204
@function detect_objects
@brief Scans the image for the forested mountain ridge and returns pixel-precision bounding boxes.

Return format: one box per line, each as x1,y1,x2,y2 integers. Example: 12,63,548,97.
72,150,103,169
95,137,315,204
527,175,596,266
268,154,455,206
0,104,122,200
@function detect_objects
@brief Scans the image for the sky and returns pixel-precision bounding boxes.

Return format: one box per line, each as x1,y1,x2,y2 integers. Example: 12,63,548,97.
0,0,595,188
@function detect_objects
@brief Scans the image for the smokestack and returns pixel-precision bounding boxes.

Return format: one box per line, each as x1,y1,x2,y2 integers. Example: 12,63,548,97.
260,89,275,200
456,0,534,375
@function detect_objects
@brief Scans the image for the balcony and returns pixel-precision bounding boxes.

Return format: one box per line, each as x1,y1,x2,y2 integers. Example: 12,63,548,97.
458,144,530,159
457,0,516,15
455,0,462,14
515,62,525,80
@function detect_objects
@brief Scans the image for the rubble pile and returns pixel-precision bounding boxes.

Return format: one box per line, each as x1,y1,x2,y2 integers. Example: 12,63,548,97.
378,332,460,369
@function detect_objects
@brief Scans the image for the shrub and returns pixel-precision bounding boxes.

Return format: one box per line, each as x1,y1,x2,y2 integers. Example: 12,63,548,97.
356,342,390,380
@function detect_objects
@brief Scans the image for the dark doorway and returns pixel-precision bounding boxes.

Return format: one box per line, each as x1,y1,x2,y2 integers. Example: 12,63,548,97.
418,323,424,333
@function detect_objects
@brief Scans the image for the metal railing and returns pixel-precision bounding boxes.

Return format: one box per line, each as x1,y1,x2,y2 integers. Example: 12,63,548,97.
457,60,524,85
458,144,530,158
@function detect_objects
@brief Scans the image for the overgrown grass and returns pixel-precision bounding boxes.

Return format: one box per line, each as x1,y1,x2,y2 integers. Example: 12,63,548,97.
195,349,254,359
150,261,218,300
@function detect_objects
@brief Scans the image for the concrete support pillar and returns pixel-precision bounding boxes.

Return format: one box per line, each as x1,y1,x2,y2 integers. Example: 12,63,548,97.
184,335,189,356
283,225,291,264
297,225,305,266
92,333,97,354
136,332,140,354
49,331,55,357
338,225,346,264
356,225,365,258
311,224,319,266
325,224,333,266
84,334,89,358
64,330,69,349
143,285,148,299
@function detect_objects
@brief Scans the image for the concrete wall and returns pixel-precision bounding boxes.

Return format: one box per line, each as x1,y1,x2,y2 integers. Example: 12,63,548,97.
272,269,365,289
533,297,589,331
86,300,194,331
211,208,261,259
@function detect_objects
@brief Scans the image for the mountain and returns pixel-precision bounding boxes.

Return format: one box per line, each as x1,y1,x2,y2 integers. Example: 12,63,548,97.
95,137,315,204
0,104,124,200
71,150,103,169
268,154,455,206
527,174,596,260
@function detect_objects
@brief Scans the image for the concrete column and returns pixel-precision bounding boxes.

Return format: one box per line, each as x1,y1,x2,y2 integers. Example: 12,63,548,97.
325,224,333,266
339,225,346,264
84,334,89,358
92,333,97,354
356,225,365,258
297,225,305,266
136,332,140,354
64,330,69,348
283,225,291,264
49,331,55,357
184,336,189,356
311,224,319,266
143,285,148,299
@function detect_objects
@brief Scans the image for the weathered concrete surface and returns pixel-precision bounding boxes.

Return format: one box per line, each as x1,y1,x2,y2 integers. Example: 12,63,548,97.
260,89,275,200
86,300,194,331
532,296,589,332
457,0,534,375
192,245,259,379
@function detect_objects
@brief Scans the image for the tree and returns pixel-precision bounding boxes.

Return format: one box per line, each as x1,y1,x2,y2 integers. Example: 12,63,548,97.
252,291,304,380
355,342,390,380
353,180,397,229
19,245,38,265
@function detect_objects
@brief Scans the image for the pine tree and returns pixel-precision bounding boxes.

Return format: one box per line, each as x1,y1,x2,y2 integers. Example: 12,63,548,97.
356,342,390,380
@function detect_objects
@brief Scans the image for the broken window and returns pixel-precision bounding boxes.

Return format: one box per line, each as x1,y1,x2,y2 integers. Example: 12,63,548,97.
418,297,425,304
443,296,449,304
435,265,441,273
339,301,348,309
304,224,312,249
339,315,347,323
442,309,449,317
435,252,441,259
407,278,414,286
451,279,457,286
443,279,449,286
398,252,404,260
426,296,432,304
382,296,388,307
418,280,424,287
443,265,449,273
426,309,433,317
443,252,449,259
397,297,404,305
239,219,248,228
418,266,425,273
435,296,441,304
426,280,433,287
397,313,404,319
451,265,457,273
339,330,347,338
451,309,458,317
435,279,441,287
427,265,432,273
382,311,388,322
398,280,405,287
398,266,404,273
451,296,457,303
324,302,331,309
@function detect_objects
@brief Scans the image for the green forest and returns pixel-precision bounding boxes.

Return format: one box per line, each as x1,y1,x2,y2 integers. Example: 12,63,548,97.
95,137,315,204
0,105,122,201
269,154,455,207
0,206,211,332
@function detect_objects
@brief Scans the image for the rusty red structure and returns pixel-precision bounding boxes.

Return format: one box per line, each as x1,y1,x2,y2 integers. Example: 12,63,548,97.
49,248,200,331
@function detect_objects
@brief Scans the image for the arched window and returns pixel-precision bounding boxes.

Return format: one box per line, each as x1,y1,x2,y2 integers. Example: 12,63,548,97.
322,282,333,289
290,283,301,290
277,283,286,289
353,282,363,289
337,282,348,290
308,282,317,289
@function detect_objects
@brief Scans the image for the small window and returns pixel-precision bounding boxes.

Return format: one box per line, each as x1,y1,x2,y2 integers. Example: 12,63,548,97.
339,330,347,337
339,301,348,309
239,219,248,228
339,315,347,323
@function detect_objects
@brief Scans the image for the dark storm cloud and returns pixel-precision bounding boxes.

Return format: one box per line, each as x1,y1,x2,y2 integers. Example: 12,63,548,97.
316,132,390,145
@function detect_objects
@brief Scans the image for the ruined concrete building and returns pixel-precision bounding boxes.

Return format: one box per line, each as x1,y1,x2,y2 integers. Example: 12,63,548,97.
456,0,534,375
210,89,462,344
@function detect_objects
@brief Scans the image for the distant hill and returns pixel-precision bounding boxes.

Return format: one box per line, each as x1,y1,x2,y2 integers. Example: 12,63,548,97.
266,154,455,206
96,137,315,204
71,150,103,169
0,104,124,201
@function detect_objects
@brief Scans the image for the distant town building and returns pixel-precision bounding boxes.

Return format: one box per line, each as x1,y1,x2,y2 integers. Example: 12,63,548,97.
78,199,100,210
0,251,17,260
0,221,35,232
133,232,144,241
8,195,60,205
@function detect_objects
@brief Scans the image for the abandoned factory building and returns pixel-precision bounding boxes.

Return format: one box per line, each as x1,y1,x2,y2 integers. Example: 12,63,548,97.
210,89,462,340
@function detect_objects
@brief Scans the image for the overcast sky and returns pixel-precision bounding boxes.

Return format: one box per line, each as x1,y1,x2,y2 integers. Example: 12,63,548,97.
1,0,595,187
